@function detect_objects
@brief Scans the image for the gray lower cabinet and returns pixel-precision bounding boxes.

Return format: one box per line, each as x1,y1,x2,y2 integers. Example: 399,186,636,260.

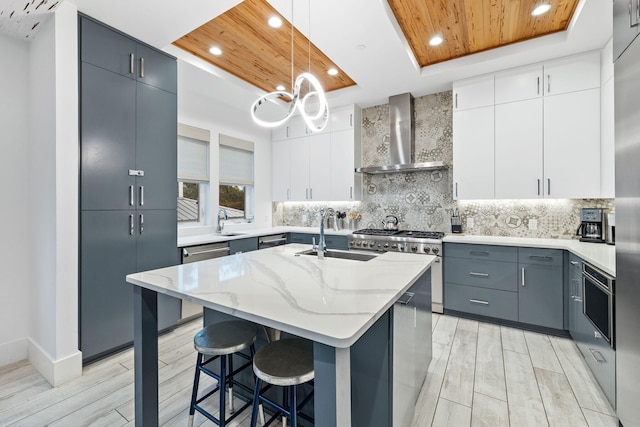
444,243,564,329
518,248,563,329
568,254,584,339
288,233,314,244
229,237,259,254
286,233,348,250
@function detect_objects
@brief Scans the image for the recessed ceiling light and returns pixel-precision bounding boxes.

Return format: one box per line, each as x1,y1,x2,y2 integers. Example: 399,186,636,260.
276,85,286,91
268,16,283,28
209,46,222,56
328,68,338,76
429,35,443,46
531,3,552,16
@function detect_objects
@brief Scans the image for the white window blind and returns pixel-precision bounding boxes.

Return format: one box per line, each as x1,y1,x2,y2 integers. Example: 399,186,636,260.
219,135,254,186
178,134,209,182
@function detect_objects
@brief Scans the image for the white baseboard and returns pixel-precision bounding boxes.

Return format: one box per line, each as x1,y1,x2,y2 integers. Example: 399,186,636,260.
0,338,28,367
28,339,82,386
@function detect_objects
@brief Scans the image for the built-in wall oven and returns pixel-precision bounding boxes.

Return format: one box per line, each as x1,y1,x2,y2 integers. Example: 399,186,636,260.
583,263,615,347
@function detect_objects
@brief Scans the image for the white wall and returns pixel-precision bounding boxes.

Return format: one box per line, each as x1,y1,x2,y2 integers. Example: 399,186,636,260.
27,2,81,386
0,33,31,366
177,60,273,231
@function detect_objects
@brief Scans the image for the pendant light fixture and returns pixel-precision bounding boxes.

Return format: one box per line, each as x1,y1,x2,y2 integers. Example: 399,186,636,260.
251,0,329,131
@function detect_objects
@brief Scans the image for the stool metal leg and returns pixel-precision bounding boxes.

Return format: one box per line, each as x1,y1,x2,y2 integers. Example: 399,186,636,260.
188,353,203,427
219,354,227,427
289,385,297,427
228,354,235,414
250,378,262,427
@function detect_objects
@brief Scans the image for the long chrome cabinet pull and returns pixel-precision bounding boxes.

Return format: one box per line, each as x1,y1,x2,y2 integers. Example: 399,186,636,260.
455,182,459,198
537,77,540,94
470,299,489,305
139,214,144,234
350,114,353,127
139,186,144,206
469,272,489,277
140,57,145,78
129,214,134,235
129,53,134,74
529,255,553,261
547,178,551,195
547,74,551,93
521,267,526,287
350,186,353,199
537,179,541,195
455,93,458,108
470,250,490,256
310,188,313,199
183,247,230,257
129,185,134,206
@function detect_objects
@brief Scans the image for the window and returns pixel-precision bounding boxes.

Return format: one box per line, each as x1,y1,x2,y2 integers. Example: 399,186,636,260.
177,124,210,224
219,135,254,221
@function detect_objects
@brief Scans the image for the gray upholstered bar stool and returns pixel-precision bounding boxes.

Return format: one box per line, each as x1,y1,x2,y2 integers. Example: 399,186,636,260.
249,338,314,427
188,320,258,427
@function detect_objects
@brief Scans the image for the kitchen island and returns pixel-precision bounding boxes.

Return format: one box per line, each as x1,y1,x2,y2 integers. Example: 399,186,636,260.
126,244,435,426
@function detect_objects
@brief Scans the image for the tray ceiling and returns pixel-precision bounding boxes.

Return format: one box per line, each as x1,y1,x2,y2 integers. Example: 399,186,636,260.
172,0,356,96
387,0,581,67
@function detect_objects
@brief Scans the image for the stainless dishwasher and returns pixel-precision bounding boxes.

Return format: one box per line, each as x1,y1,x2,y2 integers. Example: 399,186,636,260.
258,233,287,249
179,242,230,322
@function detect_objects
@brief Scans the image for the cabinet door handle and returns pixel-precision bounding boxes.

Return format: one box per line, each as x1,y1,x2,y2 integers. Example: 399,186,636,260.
139,214,144,234
529,255,553,261
455,182,458,198
470,299,489,305
455,93,458,109
537,179,541,196
350,114,353,127
469,272,489,277
139,186,144,206
286,126,289,138
350,186,353,199
547,74,551,93
470,250,490,256
129,185,134,206
588,348,606,363
140,57,145,78
521,267,526,287
129,53,134,74
305,188,309,200
129,214,135,235
286,188,290,200
309,188,313,199
547,178,551,195
537,77,540,94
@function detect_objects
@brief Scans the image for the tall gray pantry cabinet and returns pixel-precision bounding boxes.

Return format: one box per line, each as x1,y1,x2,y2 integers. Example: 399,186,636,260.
79,15,180,363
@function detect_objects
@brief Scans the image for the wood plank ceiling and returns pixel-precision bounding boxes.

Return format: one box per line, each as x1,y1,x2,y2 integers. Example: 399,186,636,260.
387,0,581,67
172,0,356,95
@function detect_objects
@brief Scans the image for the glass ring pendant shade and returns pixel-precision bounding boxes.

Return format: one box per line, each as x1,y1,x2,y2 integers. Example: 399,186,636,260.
251,72,329,132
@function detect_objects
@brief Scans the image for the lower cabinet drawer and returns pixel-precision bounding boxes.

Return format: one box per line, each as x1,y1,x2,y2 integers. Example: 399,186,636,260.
576,322,616,408
444,257,518,291
444,283,518,321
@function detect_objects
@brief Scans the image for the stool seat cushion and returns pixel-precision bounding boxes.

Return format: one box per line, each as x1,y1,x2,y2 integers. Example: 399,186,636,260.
253,338,314,386
194,321,258,356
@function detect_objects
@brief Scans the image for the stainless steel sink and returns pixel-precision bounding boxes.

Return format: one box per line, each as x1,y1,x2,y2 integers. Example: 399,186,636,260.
218,232,246,237
296,249,377,262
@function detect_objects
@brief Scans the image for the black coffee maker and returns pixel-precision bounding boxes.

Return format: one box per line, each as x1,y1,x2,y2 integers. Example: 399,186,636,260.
576,208,607,243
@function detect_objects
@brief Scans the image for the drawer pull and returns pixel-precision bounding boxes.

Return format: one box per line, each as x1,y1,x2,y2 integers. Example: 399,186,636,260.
570,261,580,266
470,250,490,256
469,299,489,305
469,272,489,278
521,267,526,287
529,255,553,261
588,348,606,364
398,292,415,305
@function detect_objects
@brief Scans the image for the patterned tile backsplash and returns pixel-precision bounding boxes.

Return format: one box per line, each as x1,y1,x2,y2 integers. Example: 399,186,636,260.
273,91,614,240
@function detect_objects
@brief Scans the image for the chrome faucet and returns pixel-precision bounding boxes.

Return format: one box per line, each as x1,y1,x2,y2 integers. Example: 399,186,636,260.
317,208,335,259
216,209,228,233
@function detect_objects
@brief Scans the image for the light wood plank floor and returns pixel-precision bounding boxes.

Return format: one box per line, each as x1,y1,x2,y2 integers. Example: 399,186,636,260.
0,314,617,426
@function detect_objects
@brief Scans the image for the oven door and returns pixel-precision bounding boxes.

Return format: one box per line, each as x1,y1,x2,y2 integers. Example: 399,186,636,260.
582,270,614,347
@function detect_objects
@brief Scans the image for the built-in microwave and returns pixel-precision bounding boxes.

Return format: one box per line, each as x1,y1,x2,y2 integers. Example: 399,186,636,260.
582,263,615,347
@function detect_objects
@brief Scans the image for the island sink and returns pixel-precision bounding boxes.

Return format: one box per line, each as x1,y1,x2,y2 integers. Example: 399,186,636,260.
296,249,378,262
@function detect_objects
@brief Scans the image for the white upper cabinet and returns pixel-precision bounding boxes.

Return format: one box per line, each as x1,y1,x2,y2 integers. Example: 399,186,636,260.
495,64,543,104
494,98,544,199
453,106,495,199
272,139,291,201
544,88,601,198
543,52,600,96
453,74,494,111
289,137,311,201
331,129,359,201
308,133,332,201
331,105,357,132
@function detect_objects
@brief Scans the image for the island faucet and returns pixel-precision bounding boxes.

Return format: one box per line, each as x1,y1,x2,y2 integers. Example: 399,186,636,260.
216,208,228,233
317,208,335,259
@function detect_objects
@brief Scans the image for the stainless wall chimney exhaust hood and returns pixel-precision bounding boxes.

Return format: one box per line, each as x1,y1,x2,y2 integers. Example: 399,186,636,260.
355,93,446,174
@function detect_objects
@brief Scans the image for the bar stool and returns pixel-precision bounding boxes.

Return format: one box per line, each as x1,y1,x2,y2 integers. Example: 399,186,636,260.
249,338,315,427
188,320,258,427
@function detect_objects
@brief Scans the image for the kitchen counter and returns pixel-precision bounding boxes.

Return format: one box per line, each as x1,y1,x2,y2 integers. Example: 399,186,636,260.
178,226,353,247
126,244,435,426
443,235,615,276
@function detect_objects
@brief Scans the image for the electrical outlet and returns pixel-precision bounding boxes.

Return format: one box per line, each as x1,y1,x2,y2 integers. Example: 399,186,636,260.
467,217,474,228
528,219,538,230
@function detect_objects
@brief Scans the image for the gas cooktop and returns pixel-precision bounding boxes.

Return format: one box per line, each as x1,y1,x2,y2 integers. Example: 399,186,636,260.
353,229,445,240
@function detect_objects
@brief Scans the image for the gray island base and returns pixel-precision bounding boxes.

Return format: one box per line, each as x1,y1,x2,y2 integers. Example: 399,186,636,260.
127,244,434,426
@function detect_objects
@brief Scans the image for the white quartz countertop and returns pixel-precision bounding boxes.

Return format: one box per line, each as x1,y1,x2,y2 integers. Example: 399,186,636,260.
443,235,616,276
127,244,435,348
178,226,353,247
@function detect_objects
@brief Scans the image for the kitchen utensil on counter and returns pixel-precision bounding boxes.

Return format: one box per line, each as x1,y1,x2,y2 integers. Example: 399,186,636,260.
382,215,399,231
451,209,462,233
576,208,607,243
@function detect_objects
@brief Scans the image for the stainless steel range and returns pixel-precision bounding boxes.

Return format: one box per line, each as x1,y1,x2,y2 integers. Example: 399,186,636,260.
348,229,444,313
